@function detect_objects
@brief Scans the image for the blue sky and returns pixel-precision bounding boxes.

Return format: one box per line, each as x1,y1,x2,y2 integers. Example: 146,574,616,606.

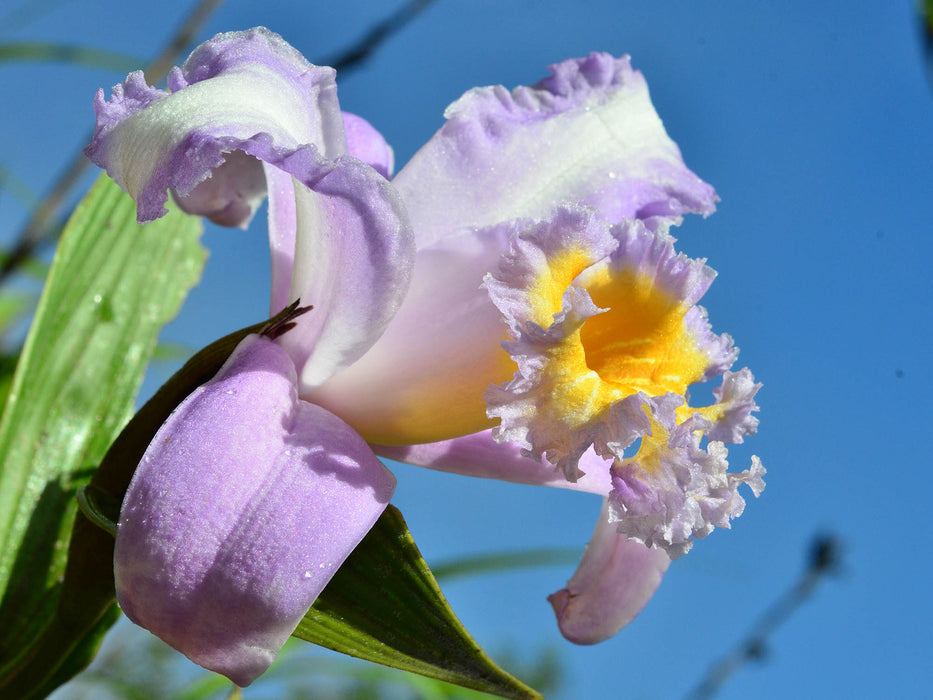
3,1,932,698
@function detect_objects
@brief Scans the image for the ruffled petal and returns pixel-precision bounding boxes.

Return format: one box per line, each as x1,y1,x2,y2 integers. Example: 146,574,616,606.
114,335,395,686
375,433,611,495
86,29,415,386
175,150,268,226
484,207,733,480
394,52,717,248
705,367,762,443
86,27,346,225
608,409,765,559
548,500,670,644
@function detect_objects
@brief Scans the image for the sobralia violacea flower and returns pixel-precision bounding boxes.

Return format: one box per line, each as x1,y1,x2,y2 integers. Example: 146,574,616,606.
87,26,763,683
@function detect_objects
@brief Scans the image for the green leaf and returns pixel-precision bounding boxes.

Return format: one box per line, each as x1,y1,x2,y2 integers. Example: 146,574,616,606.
74,311,539,699
0,353,20,414
0,173,205,696
296,506,542,700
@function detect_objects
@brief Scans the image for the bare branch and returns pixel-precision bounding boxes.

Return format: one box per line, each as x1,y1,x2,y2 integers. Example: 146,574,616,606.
684,533,844,700
323,0,440,74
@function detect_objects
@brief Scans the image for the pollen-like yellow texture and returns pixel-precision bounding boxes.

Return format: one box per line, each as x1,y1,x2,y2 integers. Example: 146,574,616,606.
532,252,710,434
580,266,708,395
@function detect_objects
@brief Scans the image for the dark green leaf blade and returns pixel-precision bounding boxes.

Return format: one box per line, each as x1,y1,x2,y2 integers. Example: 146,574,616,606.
296,506,542,700
0,173,205,695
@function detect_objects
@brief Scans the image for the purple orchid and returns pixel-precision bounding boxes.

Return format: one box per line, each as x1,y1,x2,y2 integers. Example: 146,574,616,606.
87,27,763,684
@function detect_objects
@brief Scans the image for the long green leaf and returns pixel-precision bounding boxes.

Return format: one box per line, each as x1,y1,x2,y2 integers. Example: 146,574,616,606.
296,507,541,700
432,549,581,582
0,173,205,696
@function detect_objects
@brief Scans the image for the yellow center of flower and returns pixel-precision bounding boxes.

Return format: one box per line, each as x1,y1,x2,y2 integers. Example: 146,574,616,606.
530,248,710,434
621,409,672,475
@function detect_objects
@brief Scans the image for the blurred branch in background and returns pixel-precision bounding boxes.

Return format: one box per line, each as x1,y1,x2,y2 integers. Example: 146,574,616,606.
0,0,440,286
0,0,75,36
323,0,439,72
0,42,140,71
684,533,844,700
921,0,933,92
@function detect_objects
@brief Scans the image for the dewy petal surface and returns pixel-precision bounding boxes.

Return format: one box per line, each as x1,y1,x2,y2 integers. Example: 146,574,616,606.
342,111,394,179
114,335,395,687
394,52,717,248
86,27,346,225
548,500,671,644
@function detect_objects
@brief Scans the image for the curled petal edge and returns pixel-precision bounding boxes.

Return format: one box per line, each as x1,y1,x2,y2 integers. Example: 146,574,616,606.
395,52,717,248
85,27,345,225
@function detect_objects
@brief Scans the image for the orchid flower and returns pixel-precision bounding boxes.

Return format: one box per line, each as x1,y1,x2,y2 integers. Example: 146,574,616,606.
87,27,764,684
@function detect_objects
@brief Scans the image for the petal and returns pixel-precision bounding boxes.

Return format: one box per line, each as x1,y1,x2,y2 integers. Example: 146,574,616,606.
706,367,762,443
114,335,396,686
308,221,517,444
175,150,268,227
86,29,415,386
85,27,346,225
276,156,414,387
342,111,395,179
394,52,717,248
547,500,670,644
484,208,729,480
265,162,298,314
608,407,765,559
375,433,612,495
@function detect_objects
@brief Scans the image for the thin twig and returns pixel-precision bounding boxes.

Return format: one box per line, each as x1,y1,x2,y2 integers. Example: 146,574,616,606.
0,0,226,284
323,0,440,73
684,534,843,700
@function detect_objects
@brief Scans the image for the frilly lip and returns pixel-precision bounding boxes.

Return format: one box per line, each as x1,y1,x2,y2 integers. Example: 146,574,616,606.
608,408,765,559
483,207,738,480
